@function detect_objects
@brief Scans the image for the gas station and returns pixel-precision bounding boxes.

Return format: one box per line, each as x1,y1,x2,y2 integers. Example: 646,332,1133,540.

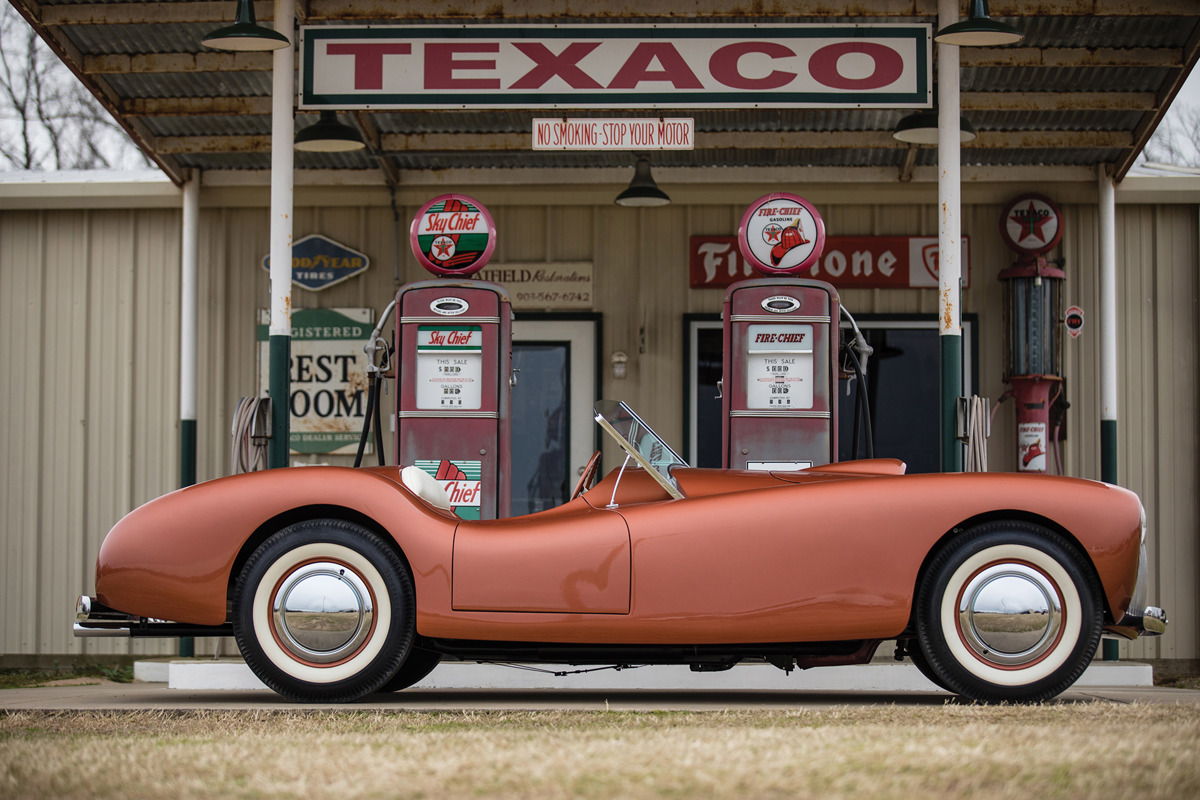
1,1,1198,677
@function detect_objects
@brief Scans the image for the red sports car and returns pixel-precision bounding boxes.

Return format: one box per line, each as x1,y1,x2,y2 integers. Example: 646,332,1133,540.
77,400,1166,703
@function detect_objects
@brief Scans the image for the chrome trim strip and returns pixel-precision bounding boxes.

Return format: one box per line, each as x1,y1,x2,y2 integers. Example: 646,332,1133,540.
398,411,498,419
401,316,499,325
729,411,830,419
730,314,830,323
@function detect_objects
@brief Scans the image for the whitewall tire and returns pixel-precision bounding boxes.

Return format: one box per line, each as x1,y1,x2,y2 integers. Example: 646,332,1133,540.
915,521,1103,703
233,519,414,702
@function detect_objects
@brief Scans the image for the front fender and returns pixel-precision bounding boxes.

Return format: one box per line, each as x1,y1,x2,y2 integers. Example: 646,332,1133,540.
96,467,457,625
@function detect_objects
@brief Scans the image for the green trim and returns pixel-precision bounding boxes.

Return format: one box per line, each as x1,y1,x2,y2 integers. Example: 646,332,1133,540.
1101,418,1118,485
1101,638,1120,661
269,335,291,470
180,419,197,488
940,334,963,473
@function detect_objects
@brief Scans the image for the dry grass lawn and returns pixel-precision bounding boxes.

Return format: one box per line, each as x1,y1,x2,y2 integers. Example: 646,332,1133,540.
3,704,1198,799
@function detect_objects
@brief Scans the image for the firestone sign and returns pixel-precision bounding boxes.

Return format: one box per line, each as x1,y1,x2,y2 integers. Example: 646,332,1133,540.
691,235,971,290
300,24,930,109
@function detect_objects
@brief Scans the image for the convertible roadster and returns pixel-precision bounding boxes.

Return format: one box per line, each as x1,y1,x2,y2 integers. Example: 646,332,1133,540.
76,400,1166,703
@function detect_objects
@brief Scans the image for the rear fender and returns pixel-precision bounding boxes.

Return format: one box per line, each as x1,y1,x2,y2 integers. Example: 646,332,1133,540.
96,466,457,626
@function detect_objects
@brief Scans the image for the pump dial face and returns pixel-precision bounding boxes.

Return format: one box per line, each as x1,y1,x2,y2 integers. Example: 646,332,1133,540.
1000,194,1063,256
737,193,826,276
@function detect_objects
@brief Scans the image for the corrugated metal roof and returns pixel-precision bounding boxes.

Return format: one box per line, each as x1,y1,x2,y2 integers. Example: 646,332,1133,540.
10,1,1199,185
105,71,272,99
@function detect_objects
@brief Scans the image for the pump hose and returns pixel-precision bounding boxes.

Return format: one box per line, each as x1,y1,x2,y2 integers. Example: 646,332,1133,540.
353,376,379,469
372,372,385,465
845,346,874,460
231,396,269,474
965,396,990,472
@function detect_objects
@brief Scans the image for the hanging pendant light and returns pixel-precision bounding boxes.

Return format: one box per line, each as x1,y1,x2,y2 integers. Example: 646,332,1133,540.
892,110,978,145
201,0,290,51
934,0,1024,47
615,159,671,207
294,111,366,152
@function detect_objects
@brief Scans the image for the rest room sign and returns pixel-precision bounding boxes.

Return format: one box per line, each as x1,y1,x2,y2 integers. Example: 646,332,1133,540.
257,307,373,455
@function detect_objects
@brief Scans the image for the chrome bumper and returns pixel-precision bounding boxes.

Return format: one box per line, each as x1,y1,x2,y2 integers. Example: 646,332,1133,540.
74,595,232,638
1103,537,1169,640
1107,605,1168,640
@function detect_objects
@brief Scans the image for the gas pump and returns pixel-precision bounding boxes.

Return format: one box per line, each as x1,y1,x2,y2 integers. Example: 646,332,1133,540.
722,193,842,470
999,194,1066,473
394,194,513,519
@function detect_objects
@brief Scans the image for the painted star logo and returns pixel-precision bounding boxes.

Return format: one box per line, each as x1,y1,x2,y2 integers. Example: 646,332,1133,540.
431,235,456,260
1011,201,1053,244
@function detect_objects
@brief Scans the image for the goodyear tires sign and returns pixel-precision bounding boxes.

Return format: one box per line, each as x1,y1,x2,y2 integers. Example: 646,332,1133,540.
261,234,369,292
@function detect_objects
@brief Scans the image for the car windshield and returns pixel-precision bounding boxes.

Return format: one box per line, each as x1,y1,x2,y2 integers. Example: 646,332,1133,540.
594,400,688,499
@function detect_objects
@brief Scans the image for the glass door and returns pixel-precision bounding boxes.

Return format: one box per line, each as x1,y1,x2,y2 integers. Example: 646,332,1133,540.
511,318,599,514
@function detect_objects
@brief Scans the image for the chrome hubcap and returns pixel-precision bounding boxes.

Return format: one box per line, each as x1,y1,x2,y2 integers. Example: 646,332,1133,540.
272,562,373,663
958,563,1062,667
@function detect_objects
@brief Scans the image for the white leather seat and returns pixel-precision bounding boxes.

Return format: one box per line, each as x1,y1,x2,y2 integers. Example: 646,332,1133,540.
400,465,453,511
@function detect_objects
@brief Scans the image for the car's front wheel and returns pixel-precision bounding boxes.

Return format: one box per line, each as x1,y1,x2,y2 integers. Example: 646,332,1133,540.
233,519,414,702
915,521,1103,703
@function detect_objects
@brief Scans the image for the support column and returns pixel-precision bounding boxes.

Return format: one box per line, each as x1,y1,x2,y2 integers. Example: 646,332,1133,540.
938,0,963,472
1098,168,1118,486
179,173,199,489
178,172,199,659
268,0,295,469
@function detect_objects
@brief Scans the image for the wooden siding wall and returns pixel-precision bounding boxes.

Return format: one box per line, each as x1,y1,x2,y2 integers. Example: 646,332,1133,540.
1,189,1195,662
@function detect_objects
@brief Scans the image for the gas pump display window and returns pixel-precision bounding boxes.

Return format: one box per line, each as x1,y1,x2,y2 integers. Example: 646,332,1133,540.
745,324,814,410
416,325,483,410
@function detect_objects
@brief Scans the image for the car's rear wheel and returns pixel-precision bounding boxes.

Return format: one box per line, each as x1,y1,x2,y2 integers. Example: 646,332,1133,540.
915,521,1102,703
377,646,442,692
233,519,414,703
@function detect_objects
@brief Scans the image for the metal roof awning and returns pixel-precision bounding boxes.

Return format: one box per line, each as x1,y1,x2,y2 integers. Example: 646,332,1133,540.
10,0,1200,187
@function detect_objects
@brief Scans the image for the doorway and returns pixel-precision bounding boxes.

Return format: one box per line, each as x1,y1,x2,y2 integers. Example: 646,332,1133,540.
511,317,600,514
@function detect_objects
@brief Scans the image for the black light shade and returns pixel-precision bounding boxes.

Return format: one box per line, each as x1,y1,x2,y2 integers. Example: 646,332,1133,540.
294,111,366,152
201,0,290,51
934,0,1024,47
615,159,670,207
892,111,978,145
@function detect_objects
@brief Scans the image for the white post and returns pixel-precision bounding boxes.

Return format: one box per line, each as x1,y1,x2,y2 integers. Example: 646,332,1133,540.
1097,167,1118,485
938,0,963,471
179,173,199,484
268,0,294,468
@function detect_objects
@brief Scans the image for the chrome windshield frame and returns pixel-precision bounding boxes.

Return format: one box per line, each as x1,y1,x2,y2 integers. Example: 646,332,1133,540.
594,399,686,500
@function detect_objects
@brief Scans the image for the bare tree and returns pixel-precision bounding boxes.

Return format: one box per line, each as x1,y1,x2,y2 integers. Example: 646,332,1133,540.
1141,102,1200,168
0,6,149,171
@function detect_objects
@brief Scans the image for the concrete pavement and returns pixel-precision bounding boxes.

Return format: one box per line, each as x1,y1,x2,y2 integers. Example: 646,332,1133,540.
3,668,1197,712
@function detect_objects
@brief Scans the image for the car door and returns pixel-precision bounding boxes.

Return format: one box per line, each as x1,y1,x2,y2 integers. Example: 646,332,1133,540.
451,507,630,614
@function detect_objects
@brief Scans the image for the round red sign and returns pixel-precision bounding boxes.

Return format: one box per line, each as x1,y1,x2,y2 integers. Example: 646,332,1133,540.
410,194,497,277
737,193,826,276
1000,194,1063,256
